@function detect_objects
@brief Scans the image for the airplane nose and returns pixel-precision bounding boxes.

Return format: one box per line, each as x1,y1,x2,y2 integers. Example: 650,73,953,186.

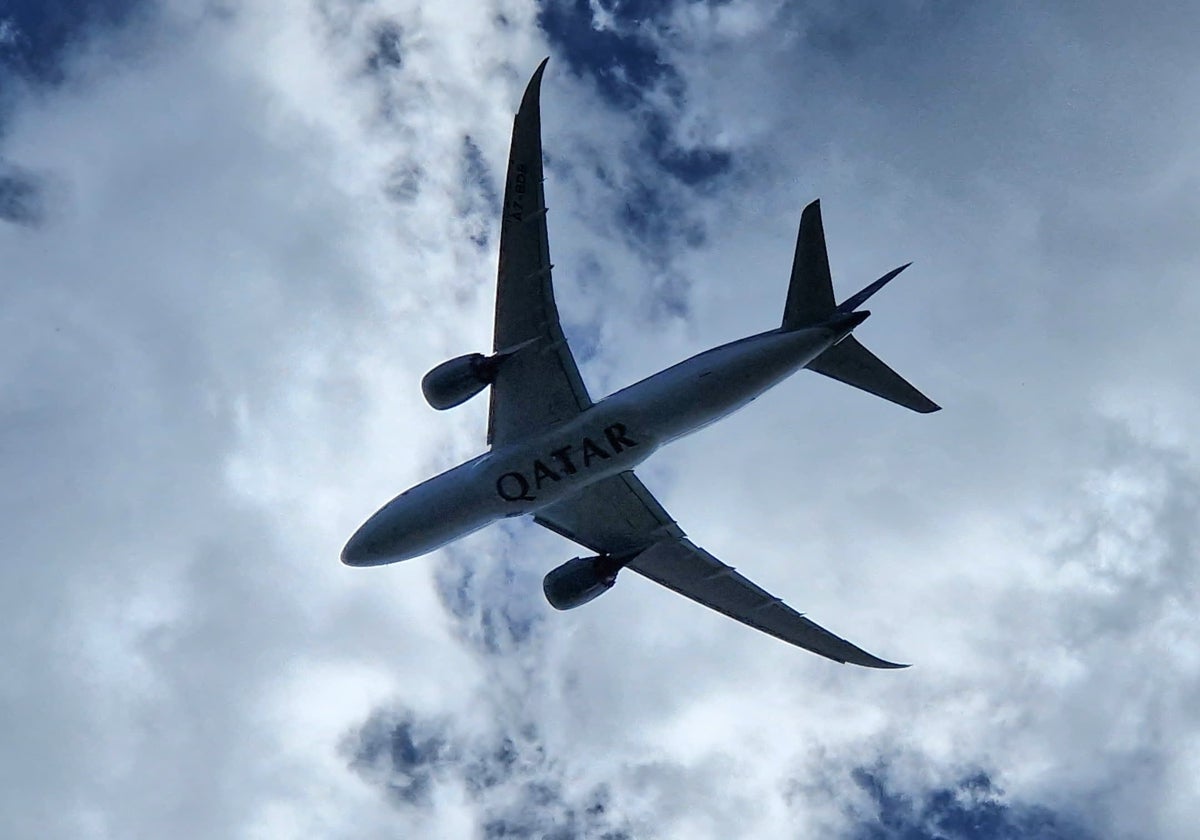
341,520,388,566
341,497,422,566
340,531,371,566
341,484,459,566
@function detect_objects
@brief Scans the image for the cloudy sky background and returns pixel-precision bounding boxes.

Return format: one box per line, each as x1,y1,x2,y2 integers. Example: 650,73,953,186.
3,1,1199,837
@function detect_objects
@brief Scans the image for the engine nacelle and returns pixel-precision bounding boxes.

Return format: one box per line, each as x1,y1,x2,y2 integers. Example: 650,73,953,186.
421,352,502,410
543,554,630,611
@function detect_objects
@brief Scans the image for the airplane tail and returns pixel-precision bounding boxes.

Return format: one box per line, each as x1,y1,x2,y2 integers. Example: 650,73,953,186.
781,199,837,331
781,199,940,414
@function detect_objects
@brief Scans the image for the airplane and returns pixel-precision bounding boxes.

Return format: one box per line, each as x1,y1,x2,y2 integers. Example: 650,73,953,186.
341,59,939,668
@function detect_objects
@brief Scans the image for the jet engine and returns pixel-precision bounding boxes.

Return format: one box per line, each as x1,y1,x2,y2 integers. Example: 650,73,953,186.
421,352,503,410
542,554,632,610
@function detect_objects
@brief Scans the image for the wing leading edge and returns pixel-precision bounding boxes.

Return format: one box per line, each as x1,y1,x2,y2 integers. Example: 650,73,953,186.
535,473,907,668
488,59,592,448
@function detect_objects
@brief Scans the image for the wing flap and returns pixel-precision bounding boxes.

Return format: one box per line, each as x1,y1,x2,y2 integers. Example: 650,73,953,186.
628,539,907,668
535,472,683,554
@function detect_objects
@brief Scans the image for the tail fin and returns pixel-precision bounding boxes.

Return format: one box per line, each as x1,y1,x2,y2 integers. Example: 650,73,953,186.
782,199,913,328
781,200,836,330
781,198,940,413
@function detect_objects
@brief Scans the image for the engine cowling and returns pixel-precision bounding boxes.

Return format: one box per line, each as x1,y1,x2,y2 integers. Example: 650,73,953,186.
543,555,629,610
421,353,501,410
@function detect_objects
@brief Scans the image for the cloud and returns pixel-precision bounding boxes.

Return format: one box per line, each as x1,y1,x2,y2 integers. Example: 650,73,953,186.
344,706,637,838
3,0,1199,838
0,159,50,225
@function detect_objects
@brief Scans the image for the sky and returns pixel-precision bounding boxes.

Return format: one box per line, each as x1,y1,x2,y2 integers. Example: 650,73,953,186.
2,1,1199,838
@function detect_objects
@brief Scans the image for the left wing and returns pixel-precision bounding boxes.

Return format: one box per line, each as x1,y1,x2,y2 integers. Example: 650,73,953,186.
488,59,592,447
534,472,907,668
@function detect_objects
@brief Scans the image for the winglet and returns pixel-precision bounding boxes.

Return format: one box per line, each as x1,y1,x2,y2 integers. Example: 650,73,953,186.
842,648,911,669
520,57,550,112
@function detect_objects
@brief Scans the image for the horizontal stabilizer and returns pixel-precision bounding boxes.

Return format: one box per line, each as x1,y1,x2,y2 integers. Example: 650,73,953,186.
837,262,912,314
808,336,940,414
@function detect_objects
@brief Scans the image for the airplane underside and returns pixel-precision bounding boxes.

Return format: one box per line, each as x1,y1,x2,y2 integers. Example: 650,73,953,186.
342,59,939,668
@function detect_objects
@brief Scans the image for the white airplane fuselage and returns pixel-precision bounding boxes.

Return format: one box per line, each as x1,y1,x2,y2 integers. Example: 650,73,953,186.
342,318,860,566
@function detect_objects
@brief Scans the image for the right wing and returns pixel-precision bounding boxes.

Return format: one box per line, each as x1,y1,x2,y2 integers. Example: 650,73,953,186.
535,472,907,668
488,59,592,447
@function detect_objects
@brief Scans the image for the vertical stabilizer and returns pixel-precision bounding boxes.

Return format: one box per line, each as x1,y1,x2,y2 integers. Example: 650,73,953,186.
781,199,836,330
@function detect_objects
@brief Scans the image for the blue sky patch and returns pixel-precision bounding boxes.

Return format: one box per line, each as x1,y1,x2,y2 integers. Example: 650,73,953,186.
538,0,731,183
642,112,731,187
346,707,634,836
849,767,1096,840
537,0,730,271
0,0,146,85
537,0,673,111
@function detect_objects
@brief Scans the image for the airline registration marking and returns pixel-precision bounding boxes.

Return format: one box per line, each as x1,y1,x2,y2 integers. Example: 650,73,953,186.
496,423,638,502
507,162,528,222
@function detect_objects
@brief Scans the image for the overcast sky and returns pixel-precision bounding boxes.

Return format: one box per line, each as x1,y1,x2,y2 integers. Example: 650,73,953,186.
3,1,1199,838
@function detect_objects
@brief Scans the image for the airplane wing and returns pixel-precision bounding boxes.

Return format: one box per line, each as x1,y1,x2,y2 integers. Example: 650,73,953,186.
488,59,592,448
534,472,907,668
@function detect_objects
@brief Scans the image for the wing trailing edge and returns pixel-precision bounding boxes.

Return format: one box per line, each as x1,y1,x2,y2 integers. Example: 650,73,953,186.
535,472,910,668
